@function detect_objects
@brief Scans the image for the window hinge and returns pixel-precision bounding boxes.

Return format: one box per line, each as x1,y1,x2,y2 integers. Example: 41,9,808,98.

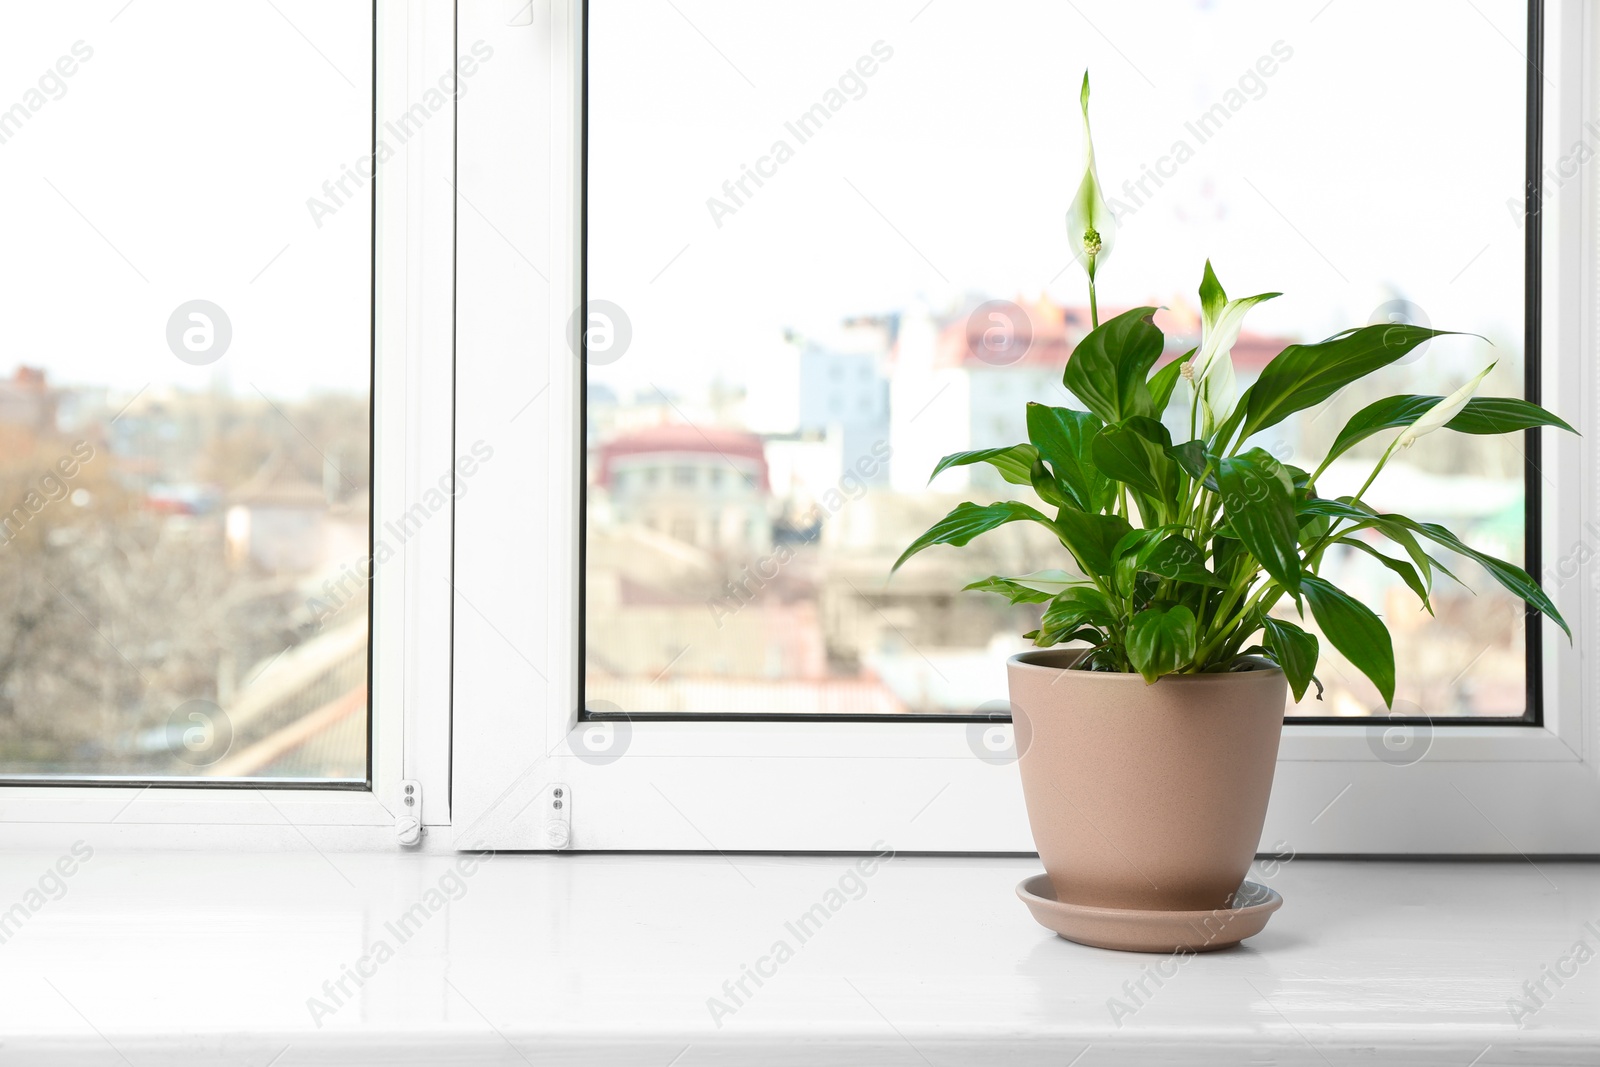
396,779,424,847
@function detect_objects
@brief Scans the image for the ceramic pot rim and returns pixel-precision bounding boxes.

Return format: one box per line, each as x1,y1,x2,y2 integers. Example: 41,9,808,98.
1007,648,1284,683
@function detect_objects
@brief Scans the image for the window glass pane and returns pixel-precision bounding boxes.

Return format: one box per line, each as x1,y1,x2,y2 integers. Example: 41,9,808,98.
585,0,1531,719
0,2,373,776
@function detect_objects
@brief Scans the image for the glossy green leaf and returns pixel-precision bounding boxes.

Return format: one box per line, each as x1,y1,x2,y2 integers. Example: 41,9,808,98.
1028,625,1106,649
1242,324,1457,437
928,444,1038,486
1322,394,1578,470
1091,422,1173,503
962,576,1054,605
1301,497,1559,633
1446,397,1578,436
1261,617,1319,702
1211,535,1247,579
1216,448,1302,594
1301,575,1395,706
893,501,1054,572
1025,403,1112,512
1126,604,1197,683
1388,516,1570,639
1054,508,1134,576
1041,586,1118,636
1061,306,1165,425
1028,456,1071,509
1140,534,1227,588
1168,439,1207,479
1336,537,1431,612
1008,569,1095,596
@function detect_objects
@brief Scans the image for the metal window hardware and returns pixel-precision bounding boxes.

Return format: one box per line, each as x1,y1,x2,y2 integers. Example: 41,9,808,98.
545,782,571,850
396,779,424,847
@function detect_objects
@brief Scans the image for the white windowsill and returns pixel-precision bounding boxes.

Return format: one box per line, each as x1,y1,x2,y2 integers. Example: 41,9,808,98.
3,850,1596,1065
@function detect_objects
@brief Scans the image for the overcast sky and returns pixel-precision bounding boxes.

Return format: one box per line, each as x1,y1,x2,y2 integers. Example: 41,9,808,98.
0,1,1530,405
0,1,371,400
589,0,1530,398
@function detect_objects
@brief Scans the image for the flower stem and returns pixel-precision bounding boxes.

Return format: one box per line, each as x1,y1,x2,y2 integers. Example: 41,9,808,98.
1088,275,1099,329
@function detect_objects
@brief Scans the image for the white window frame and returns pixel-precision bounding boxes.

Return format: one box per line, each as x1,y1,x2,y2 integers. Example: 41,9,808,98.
452,0,1600,856
0,0,456,850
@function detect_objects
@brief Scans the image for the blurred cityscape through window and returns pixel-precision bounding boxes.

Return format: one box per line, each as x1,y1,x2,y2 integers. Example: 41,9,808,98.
585,0,1534,719
0,3,373,777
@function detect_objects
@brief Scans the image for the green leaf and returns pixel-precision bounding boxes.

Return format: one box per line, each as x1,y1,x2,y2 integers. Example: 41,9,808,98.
929,444,1039,486
1007,569,1096,596
1126,604,1198,683
1168,439,1208,480
1054,508,1134,576
1215,448,1303,594
893,501,1055,572
1028,456,1070,509
1389,516,1571,639
1301,575,1395,706
1140,534,1227,587
1148,352,1191,416
1091,422,1174,503
1336,537,1432,612
1111,527,1166,597
1120,415,1174,448
1062,306,1165,425
1242,324,1458,438
962,576,1054,605
1212,534,1247,579
1295,496,1453,589
1262,616,1319,702
1041,587,1118,635
1025,404,1112,512
1300,497,1564,636
1167,438,1219,493
1323,394,1577,470
1446,397,1578,436
1029,626,1106,649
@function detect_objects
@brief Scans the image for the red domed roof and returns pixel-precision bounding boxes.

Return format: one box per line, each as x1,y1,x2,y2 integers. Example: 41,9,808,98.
596,424,769,490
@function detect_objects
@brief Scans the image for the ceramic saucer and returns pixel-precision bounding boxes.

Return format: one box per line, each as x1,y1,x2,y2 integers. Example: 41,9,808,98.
1016,874,1282,953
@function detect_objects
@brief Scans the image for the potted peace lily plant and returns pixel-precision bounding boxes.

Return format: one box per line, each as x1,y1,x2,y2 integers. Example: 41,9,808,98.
893,75,1574,952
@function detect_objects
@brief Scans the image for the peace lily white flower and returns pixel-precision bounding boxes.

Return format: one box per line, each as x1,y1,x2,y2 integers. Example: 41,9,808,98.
1187,260,1279,431
1066,72,1116,284
1394,362,1496,449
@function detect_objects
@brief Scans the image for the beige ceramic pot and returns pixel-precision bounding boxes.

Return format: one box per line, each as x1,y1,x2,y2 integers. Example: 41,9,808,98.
1007,648,1287,912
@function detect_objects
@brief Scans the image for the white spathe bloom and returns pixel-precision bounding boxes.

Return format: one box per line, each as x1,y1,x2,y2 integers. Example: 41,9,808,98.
1065,72,1116,280
1188,260,1279,429
1394,363,1496,449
